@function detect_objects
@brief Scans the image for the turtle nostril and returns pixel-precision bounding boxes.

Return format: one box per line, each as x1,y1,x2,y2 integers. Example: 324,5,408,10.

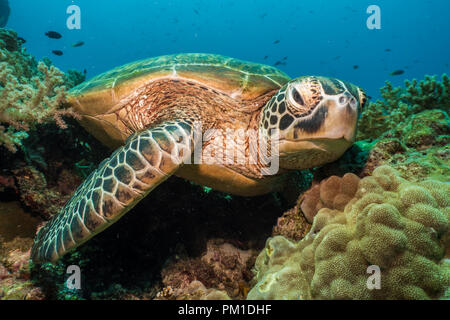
339,96,347,105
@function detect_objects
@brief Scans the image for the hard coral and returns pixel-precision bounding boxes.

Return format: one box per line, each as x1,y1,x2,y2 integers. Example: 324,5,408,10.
248,166,449,300
299,173,360,223
0,29,78,152
160,239,256,299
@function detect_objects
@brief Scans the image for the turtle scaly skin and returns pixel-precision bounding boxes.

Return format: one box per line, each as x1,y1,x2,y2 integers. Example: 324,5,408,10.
32,120,196,262
31,53,367,263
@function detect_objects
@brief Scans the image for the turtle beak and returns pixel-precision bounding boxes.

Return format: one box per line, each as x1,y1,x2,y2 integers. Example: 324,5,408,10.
328,92,359,142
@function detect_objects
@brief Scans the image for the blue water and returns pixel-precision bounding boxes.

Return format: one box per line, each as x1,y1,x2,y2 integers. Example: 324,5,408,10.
6,0,450,99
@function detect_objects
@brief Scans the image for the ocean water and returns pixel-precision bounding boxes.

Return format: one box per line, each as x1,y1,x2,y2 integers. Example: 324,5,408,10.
6,0,450,99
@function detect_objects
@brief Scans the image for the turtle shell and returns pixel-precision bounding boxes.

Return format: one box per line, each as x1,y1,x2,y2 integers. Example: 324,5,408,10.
68,53,291,117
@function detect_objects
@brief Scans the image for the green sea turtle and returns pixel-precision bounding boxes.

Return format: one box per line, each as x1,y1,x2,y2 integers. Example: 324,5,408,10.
31,53,367,263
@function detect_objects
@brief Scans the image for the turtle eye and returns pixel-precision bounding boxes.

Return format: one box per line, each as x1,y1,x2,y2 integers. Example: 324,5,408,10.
291,88,304,105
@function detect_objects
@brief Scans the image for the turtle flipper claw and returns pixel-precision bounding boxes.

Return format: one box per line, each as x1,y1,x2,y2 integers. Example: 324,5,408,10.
31,121,194,263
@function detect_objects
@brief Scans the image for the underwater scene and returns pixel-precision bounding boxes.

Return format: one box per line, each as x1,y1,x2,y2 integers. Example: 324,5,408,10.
0,0,449,302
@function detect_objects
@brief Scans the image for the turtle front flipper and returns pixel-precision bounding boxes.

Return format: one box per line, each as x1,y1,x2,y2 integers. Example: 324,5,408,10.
31,120,195,263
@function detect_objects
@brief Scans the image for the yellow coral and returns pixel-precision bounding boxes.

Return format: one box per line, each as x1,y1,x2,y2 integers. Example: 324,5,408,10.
248,166,450,300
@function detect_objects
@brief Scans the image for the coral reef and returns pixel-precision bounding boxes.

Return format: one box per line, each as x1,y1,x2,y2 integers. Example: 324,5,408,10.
0,28,81,152
320,108,449,183
156,281,230,300
12,166,80,219
0,235,45,300
159,239,256,299
0,118,108,222
360,108,448,182
358,74,449,140
390,109,449,149
272,206,311,242
248,166,449,300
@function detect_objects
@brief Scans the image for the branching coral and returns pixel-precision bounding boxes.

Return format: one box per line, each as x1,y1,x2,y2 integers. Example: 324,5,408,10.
0,29,79,152
358,74,449,140
248,166,449,300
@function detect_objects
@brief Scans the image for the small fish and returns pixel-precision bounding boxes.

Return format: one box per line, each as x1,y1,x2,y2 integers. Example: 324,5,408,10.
273,40,280,44
45,31,62,39
71,41,85,47
263,55,268,60
17,37,26,44
273,61,286,66
333,56,341,60
282,56,288,60
353,65,359,70
193,9,199,15
52,50,63,56
83,69,87,74
385,48,391,52
390,69,405,76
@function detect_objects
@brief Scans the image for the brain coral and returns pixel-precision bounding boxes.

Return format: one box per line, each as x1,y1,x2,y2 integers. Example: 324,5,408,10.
248,166,450,300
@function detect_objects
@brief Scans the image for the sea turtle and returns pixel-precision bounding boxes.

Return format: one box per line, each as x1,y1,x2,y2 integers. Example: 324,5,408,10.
31,53,367,263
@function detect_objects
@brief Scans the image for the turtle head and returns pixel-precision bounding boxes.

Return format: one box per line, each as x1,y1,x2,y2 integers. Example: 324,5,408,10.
260,76,367,170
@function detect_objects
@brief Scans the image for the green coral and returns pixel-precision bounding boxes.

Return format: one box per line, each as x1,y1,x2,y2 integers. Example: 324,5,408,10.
358,74,449,140
365,138,449,182
248,166,449,300
390,109,449,149
0,28,80,152
325,107,449,183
